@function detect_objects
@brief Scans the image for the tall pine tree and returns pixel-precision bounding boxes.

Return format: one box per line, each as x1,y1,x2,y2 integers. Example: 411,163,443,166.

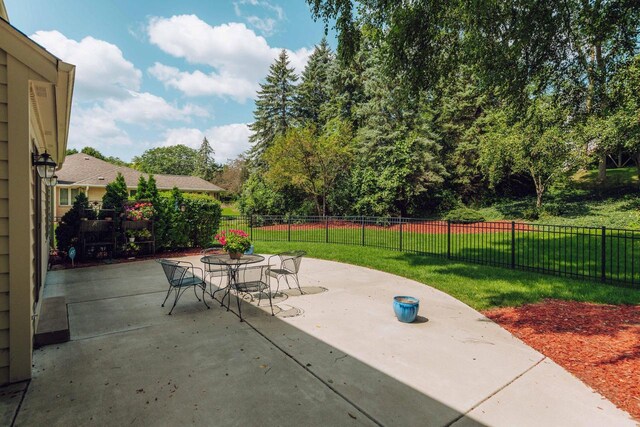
195,137,216,181
248,49,298,166
293,39,333,127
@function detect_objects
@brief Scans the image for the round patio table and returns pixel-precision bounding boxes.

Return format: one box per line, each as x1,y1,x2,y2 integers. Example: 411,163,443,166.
200,254,265,321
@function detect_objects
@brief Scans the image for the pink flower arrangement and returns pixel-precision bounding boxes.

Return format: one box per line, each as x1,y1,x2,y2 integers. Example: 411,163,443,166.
125,202,154,221
215,229,251,253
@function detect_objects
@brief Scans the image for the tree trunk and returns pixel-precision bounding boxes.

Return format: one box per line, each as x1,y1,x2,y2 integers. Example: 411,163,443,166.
598,153,607,183
536,191,543,209
635,152,640,189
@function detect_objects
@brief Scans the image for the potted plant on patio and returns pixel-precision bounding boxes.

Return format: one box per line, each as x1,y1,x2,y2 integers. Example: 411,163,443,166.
215,229,251,259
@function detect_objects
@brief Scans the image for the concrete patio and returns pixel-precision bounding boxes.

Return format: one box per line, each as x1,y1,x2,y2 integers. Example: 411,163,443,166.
2,256,635,426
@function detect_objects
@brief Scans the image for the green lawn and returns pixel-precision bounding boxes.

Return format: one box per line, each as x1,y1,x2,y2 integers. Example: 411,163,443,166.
254,241,640,311
220,217,640,285
221,204,240,216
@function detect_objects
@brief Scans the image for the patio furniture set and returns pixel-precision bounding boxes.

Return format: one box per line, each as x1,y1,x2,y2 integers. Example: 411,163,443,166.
157,250,306,319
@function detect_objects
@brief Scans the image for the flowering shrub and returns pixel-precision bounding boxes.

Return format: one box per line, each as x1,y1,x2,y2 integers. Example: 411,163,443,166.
215,229,251,254
125,202,154,221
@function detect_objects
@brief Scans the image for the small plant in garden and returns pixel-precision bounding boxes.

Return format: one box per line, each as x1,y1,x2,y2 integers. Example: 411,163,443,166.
125,202,154,221
215,229,251,254
445,207,486,224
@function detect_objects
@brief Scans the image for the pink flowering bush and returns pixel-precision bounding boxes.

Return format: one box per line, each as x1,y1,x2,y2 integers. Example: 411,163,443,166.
125,202,154,221
215,229,251,253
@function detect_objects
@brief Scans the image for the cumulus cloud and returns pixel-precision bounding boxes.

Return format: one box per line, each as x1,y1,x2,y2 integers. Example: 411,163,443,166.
149,63,257,101
234,0,285,36
31,30,142,100
29,30,211,153
159,124,253,163
147,15,312,101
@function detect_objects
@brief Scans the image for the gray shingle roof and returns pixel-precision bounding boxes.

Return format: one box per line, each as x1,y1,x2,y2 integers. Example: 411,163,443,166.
57,154,225,192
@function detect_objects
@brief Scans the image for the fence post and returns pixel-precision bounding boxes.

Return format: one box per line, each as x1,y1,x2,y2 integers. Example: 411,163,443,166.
250,214,253,241
447,219,451,259
325,216,329,243
361,217,365,246
511,221,516,269
601,226,606,282
288,216,291,242
399,218,403,252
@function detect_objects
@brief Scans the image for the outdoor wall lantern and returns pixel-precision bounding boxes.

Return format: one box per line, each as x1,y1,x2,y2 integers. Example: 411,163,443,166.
43,174,58,187
32,151,57,186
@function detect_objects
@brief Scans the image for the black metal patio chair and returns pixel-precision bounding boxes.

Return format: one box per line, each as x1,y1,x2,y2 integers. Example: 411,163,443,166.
267,251,306,296
233,265,274,320
157,259,209,315
201,248,229,293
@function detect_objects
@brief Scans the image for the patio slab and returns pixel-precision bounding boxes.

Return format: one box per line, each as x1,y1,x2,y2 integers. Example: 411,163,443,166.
8,256,636,426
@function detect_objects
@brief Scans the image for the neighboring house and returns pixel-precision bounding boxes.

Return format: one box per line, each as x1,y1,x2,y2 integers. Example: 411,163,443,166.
56,153,225,217
0,2,75,384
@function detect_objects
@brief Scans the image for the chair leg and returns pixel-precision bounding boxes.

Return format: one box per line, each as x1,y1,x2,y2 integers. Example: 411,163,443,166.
201,285,210,310
193,285,201,301
293,274,303,294
267,282,274,316
168,287,186,315
161,285,172,307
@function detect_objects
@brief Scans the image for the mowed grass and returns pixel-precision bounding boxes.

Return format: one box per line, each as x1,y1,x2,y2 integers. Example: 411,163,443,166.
220,217,640,284
254,241,640,311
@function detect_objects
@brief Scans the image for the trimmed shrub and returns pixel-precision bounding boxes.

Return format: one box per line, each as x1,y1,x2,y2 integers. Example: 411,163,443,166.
156,188,222,249
522,207,540,221
444,207,486,224
56,192,91,252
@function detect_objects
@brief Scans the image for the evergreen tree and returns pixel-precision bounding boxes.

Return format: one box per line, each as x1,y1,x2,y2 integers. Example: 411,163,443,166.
352,45,446,216
147,175,159,201
433,66,489,203
136,175,149,200
293,39,334,127
102,173,129,216
195,137,217,181
248,49,298,165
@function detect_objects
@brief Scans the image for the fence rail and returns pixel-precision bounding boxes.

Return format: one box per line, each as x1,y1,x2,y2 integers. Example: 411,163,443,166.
219,215,640,287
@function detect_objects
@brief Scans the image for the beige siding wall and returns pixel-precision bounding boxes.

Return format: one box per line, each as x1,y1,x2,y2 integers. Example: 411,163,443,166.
0,49,9,384
87,186,105,203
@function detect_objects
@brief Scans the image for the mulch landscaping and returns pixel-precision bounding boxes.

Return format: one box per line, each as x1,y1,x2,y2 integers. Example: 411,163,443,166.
484,299,640,421
258,220,532,234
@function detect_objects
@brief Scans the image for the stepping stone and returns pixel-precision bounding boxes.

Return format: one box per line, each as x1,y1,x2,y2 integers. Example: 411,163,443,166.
34,296,70,348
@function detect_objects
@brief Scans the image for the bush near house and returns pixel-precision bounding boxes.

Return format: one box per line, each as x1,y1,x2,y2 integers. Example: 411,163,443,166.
55,192,94,252
156,189,222,249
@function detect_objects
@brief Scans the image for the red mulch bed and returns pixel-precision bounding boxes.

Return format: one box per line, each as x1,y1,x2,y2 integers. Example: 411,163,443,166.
484,300,640,420
258,220,532,234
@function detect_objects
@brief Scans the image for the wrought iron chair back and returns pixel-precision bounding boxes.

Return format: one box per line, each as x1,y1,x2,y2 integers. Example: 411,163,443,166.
268,250,306,295
234,265,273,317
156,259,208,315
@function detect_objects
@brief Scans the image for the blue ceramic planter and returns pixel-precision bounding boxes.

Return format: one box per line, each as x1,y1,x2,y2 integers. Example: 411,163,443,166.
393,296,419,323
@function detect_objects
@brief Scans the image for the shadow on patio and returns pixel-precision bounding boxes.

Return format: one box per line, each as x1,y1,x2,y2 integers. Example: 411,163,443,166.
5,256,635,426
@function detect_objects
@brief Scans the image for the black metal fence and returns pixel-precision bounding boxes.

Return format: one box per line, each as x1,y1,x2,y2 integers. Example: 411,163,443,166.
219,215,640,287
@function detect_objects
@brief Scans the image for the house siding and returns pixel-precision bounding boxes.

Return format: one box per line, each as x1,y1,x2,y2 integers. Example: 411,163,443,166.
0,48,9,384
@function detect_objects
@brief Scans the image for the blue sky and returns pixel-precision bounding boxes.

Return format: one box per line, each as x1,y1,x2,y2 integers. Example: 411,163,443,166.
5,0,334,163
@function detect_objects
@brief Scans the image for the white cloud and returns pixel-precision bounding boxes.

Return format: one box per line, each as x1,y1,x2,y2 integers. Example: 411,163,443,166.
149,63,257,101
67,91,209,148
159,124,252,163
234,0,285,36
31,30,142,100
103,91,209,123
147,15,312,101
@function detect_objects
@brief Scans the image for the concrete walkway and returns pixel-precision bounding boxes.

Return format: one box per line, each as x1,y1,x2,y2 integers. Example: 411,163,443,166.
4,256,635,426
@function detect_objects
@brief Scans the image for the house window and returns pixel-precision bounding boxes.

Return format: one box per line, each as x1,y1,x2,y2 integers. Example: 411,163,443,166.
60,188,82,206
